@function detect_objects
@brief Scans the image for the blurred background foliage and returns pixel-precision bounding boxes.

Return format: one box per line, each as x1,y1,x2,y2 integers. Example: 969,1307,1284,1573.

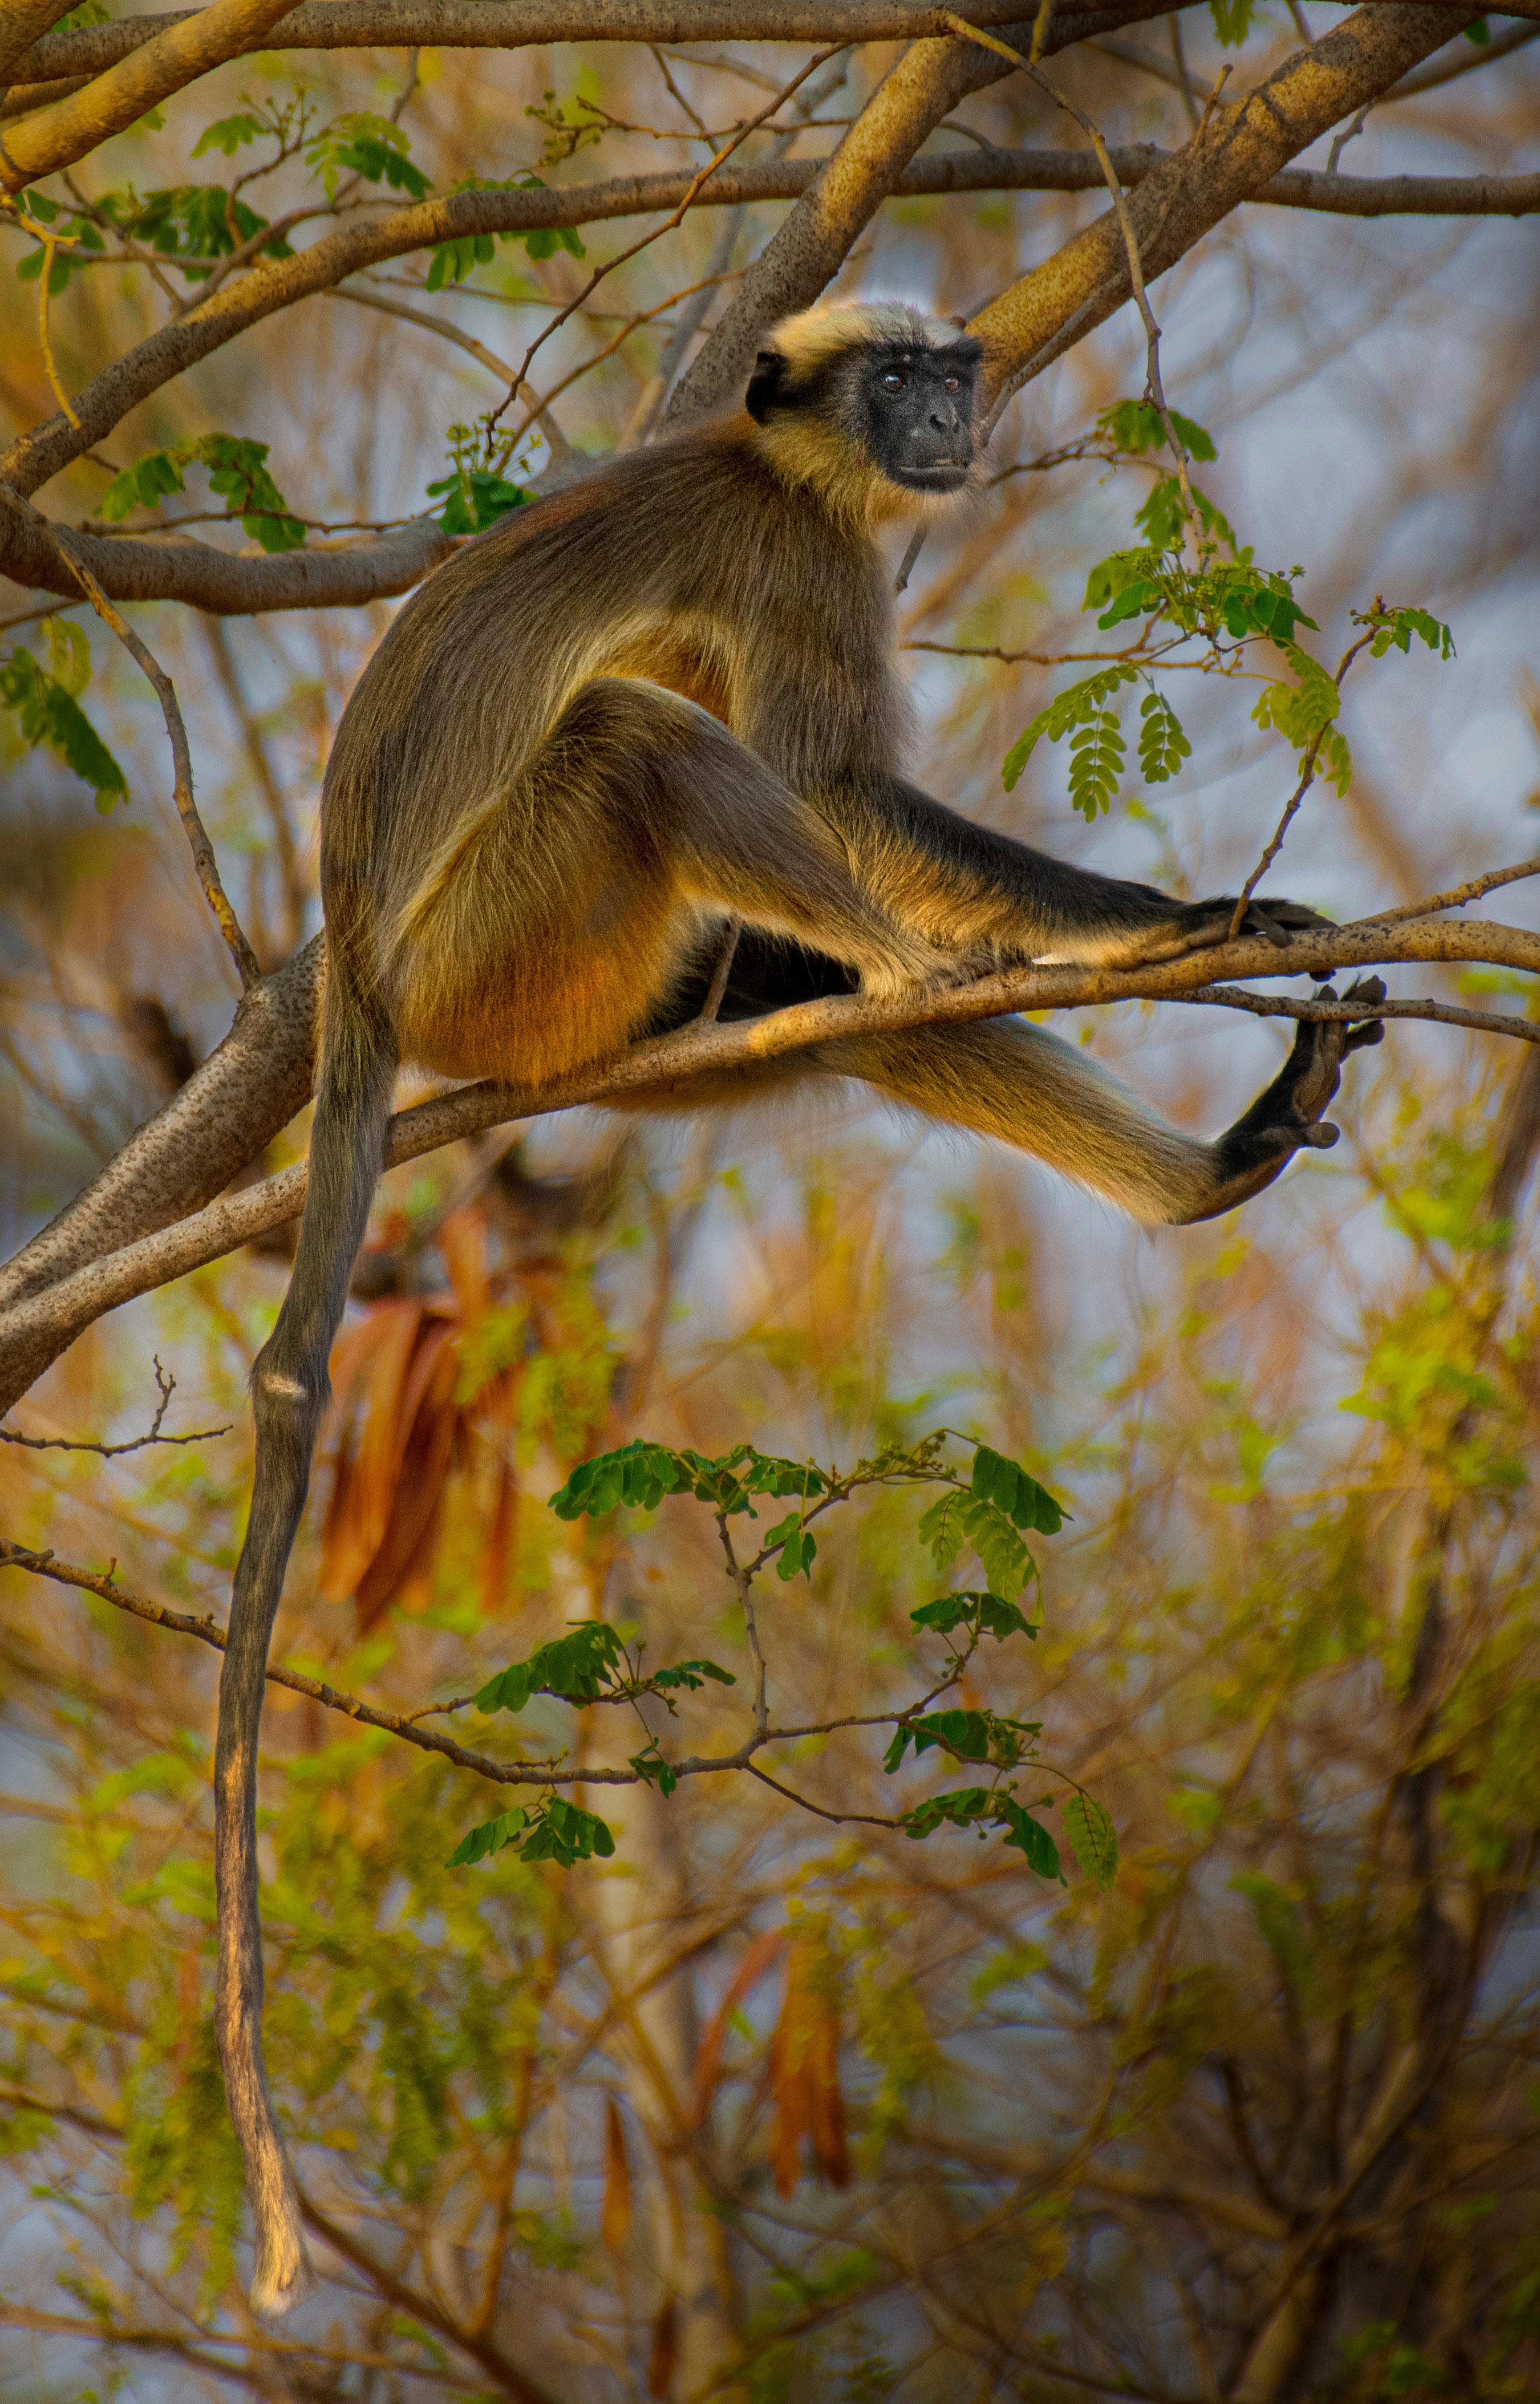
3,3,1540,2397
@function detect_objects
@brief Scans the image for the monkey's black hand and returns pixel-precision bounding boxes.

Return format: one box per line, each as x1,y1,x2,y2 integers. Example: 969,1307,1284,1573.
1183,979,1386,1225
1176,894,1334,956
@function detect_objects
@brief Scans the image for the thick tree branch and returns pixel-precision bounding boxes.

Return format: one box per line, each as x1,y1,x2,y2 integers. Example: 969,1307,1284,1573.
0,477,451,610
5,144,1529,552
1,913,1534,1414
968,2,1481,399
0,0,295,194
0,0,73,86
663,22,1028,427
0,934,322,1314
4,0,1195,87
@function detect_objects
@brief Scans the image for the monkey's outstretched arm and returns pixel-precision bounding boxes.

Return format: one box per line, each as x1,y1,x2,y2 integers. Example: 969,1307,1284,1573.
214,1002,395,2313
838,780,1325,968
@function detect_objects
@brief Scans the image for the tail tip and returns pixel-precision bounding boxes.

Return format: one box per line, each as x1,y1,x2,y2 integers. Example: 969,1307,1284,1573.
249,2221,314,2319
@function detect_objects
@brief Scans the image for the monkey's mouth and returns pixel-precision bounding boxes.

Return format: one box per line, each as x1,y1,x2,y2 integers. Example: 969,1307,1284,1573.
890,459,973,491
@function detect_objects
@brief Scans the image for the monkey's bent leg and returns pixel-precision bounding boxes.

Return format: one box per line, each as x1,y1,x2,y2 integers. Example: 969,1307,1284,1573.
391,679,947,1089
581,679,947,996
214,1010,396,2312
820,999,1383,1225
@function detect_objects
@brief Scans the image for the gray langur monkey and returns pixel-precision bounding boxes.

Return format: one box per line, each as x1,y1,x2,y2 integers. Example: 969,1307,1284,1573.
216,301,1383,2307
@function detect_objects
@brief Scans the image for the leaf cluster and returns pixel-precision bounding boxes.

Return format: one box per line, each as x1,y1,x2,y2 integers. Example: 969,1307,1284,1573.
99,434,305,554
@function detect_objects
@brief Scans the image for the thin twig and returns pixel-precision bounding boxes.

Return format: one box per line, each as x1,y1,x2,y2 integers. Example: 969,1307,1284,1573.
1173,986,1540,1046
942,13,1203,552
35,231,80,427
1228,627,1378,938
43,530,261,989
0,1356,229,1455
1348,856,1540,931
485,43,843,449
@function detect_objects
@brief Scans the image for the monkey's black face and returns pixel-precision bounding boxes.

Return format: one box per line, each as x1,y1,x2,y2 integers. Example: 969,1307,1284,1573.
862,346,979,492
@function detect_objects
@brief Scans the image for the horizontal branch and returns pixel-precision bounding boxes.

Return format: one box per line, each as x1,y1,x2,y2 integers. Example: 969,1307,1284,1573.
5,141,1530,534
0,913,1533,1413
0,477,451,610
0,1536,912,1805
1172,984,1540,1043
5,0,1190,85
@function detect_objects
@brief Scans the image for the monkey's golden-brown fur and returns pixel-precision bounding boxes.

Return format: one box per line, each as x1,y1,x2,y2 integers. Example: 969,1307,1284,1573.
213,303,1383,2316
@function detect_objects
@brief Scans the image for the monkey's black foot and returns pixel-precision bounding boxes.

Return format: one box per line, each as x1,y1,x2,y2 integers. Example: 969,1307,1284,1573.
1174,979,1386,1225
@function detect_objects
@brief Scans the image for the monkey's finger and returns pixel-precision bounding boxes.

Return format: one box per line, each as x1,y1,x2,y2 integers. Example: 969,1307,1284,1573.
1300,1122,1340,1149
1244,902,1295,949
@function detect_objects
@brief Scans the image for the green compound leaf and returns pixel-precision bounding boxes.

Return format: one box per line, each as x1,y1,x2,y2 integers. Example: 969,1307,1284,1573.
306,113,429,201
100,433,304,553
1361,604,1454,662
918,1490,1033,1602
1067,710,1126,821
451,1795,614,1869
1061,1793,1120,1889
1137,690,1192,786
1001,662,1137,794
475,1621,626,1714
424,173,586,289
1251,641,1353,796
649,1657,735,1691
549,1438,825,1521
0,642,127,812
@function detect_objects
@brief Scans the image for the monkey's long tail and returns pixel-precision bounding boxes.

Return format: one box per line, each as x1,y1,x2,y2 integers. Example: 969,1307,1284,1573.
214,1007,395,2314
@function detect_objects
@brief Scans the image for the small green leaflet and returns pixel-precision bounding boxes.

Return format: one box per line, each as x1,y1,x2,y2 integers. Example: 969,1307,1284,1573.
1207,0,1253,44
1,627,127,812
100,434,304,554
450,1795,615,1868
763,1511,816,1580
1061,1794,1118,1890
1136,691,1190,785
996,1798,1063,1880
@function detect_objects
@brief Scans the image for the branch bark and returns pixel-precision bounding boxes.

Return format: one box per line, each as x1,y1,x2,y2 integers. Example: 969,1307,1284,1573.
0,0,73,86
1,913,1534,1415
3,0,1197,87
0,0,296,193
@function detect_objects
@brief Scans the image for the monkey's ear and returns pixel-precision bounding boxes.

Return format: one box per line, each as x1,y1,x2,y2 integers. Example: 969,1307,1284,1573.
745,348,788,423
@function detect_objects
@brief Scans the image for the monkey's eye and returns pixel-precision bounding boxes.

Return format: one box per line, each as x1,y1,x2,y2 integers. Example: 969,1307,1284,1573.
881,371,905,391
944,376,961,392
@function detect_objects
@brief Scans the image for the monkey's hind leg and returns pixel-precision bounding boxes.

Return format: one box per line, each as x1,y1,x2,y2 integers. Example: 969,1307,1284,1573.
214,1004,396,2313
820,983,1384,1226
